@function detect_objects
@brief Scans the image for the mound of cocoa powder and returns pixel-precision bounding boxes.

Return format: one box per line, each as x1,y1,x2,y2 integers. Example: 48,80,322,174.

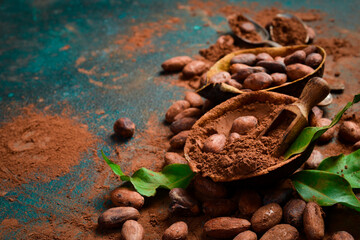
187,101,289,181
271,16,308,45
0,106,97,190
228,14,263,43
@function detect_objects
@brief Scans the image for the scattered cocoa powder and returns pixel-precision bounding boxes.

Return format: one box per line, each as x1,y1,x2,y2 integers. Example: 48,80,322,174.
0,105,97,190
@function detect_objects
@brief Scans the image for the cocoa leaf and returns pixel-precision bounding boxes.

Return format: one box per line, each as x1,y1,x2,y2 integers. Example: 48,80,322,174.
101,150,195,197
284,94,360,160
291,170,360,212
318,149,360,188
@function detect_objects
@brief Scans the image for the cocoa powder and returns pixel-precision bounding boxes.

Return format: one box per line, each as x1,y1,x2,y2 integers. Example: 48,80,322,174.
0,105,97,190
271,16,308,45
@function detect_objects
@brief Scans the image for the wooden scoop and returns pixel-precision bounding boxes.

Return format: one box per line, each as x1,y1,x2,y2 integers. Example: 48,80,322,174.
258,77,330,157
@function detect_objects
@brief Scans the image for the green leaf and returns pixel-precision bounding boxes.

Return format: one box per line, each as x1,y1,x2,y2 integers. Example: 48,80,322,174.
101,151,195,197
291,170,360,212
284,94,360,160
318,149,360,188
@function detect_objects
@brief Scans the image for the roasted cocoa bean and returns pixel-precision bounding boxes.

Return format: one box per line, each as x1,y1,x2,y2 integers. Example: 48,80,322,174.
263,188,293,206
231,116,258,135
225,79,243,89
286,63,314,81
260,224,299,240
184,91,204,108
274,56,285,64
256,53,274,62
230,53,257,65
303,202,325,240
209,71,231,84
230,63,250,74
164,152,187,165
202,134,226,153
228,132,241,144
182,60,207,78
98,207,140,228
251,203,282,233
238,189,262,217
170,117,197,134
203,199,237,217
305,53,323,68
163,221,188,240
305,150,324,169
284,50,306,65
204,217,251,239
330,231,355,240
232,67,266,82
114,118,136,138
173,108,202,122
161,56,192,72
283,199,306,229
243,72,273,90
110,188,144,209
270,73,287,86
169,188,199,216
339,121,360,143
165,100,191,123
316,118,335,142
256,61,286,73
169,130,190,149
233,230,257,240
121,220,144,240
193,175,227,199
303,45,318,55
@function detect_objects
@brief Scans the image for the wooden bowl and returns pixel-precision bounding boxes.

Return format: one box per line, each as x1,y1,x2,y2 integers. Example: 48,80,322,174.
197,45,326,103
184,91,314,185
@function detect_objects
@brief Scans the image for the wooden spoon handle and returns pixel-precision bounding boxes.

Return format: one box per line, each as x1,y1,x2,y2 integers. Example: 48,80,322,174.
297,77,330,116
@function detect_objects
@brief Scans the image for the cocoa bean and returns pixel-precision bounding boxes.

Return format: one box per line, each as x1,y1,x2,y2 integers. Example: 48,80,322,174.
204,217,251,239
271,73,287,86
114,118,136,138
110,188,144,209
231,116,258,135
330,231,355,240
193,175,227,199
169,130,190,149
240,22,256,32
260,224,299,240
203,199,237,217
233,230,257,240
305,150,324,169
303,202,325,240
256,53,274,62
230,53,257,65
202,133,226,153
251,203,282,233
305,53,323,68
98,207,140,228
238,189,262,217
229,63,250,74
163,221,188,240
284,50,306,65
256,61,286,73
243,72,273,90
209,71,231,84
274,56,285,64
316,118,335,143
309,106,323,127
184,91,204,108
225,79,243,90
161,56,192,72
216,35,235,46
228,132,241,144
165,100,191,123
339,121,360,143
173,108,202,122
169,188,199,216
283,199,306,229
232,66,266,82
303,45,318,55
121,220,144,240
164,152,187,165
170,117,197,134
286,63,314,81
182,60,207,78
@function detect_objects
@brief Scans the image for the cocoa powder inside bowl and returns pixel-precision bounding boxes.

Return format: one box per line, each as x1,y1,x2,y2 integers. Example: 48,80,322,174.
186,93,296,182
228,14,263,43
